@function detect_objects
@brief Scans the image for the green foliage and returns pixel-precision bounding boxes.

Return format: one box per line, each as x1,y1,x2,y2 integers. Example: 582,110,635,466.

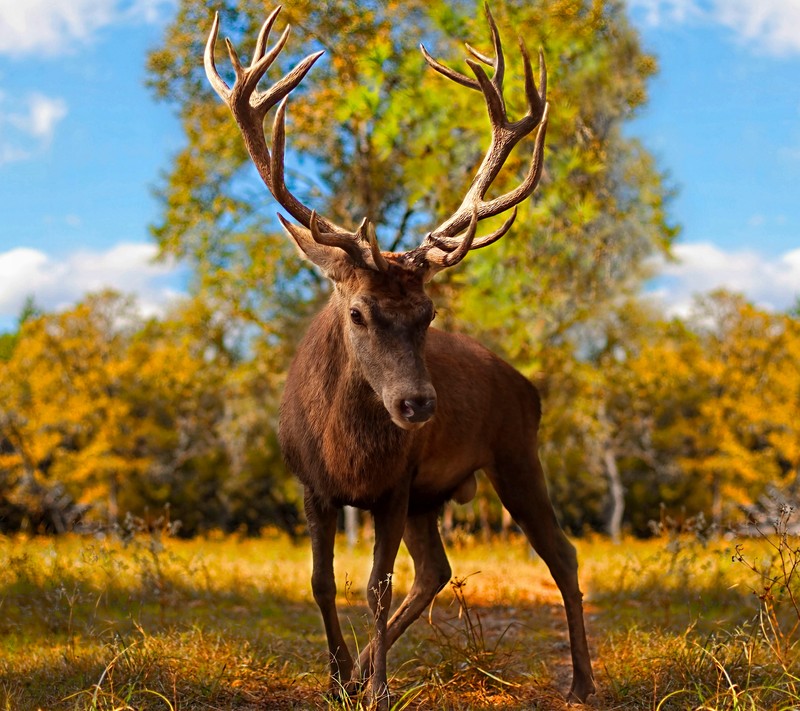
0,331,15,361
0,296,41,362
146,0,675,364
137,0,685,538
2,3,797,538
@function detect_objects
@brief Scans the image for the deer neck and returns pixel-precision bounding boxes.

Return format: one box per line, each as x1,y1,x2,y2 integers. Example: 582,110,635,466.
282,297,414,505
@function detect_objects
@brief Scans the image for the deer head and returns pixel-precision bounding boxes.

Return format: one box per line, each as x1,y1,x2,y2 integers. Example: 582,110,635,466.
204,4,549,430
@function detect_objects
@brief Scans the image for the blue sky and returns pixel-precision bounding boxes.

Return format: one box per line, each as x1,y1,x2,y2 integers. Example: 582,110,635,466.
0,0,799,331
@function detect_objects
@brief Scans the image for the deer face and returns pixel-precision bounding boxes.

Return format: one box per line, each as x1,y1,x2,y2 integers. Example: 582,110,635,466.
208,3,549,433
339,265,437,431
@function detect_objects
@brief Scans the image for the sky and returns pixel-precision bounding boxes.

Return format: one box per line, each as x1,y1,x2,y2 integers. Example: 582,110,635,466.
0,0,799,332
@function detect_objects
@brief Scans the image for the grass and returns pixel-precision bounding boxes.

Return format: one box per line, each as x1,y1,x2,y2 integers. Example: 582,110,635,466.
0,511,798,710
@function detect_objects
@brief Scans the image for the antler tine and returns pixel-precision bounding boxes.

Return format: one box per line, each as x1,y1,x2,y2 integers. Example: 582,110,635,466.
520,39,546,121
244,25,292,103
411,6,549,266
429,207,518,253
538,48,547,106
253,46,324,114
366,222,390,272
206,10,389,273
465,57,505,126
309,213,389,273
271,96,347,235
424,207,479,269
203,10,324,156
483,2,505,93
204,13,231,101
464,43,493,66
420,44,480,91
429,102,549,252
422,2,504,93
224,37,245,81
252,6,282,66
310,211,363,261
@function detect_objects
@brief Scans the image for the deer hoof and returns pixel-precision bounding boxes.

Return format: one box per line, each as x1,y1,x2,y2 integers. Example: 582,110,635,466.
566,675,596,705
365,680,390,711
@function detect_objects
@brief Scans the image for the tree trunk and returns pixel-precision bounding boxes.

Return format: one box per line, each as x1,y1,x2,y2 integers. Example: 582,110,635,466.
604,448,624,544
500,506,513,540
711,473,722,530
108,474,119,529
478,494,491,543
344,506,359,549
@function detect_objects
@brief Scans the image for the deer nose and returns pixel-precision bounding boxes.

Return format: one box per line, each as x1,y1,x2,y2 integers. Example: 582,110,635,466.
400,396,437,423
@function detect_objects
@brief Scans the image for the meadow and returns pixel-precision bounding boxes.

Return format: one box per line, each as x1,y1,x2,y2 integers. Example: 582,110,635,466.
1,511,798,710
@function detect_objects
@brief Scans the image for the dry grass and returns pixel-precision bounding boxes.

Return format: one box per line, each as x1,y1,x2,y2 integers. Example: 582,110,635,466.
1,513,798,710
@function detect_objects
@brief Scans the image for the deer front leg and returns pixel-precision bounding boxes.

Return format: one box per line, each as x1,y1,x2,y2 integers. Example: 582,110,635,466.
304,489,354,696
363,486,409,710
357,509,451,675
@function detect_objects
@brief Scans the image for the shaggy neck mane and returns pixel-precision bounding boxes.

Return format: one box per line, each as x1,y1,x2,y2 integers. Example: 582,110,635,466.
288,299,412,507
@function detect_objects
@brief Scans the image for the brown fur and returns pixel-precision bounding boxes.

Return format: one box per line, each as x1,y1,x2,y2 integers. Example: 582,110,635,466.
278,258,595,706
203,8,593,704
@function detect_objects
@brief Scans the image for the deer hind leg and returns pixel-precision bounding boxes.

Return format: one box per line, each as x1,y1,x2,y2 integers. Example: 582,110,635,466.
485,452,596,703
356,508,452,678
303,489,354,696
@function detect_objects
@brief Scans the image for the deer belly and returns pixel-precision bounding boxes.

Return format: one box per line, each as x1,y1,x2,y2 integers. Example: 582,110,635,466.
451,473,477,503
410,450,483,509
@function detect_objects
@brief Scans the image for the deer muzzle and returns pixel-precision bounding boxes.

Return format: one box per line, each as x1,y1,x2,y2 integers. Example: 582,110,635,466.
400,396,437,423
386,387,437,430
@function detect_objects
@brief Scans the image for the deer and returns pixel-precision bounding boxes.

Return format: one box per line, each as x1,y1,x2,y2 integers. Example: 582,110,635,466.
204,4,595,707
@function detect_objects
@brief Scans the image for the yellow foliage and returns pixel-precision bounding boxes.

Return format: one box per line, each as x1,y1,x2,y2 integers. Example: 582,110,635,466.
0,292,244,527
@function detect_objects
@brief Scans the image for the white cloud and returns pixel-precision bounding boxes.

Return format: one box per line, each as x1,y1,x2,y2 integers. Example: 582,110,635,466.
9,93,68,141
0,0,174,57
626,0,702,27
715,1,800,56
627,0,800,55
0,242,184,326
0,92,68,165
0,143,30,164
0,0,114,56
651,241,800,316
124,0,175,24
29,94,69,140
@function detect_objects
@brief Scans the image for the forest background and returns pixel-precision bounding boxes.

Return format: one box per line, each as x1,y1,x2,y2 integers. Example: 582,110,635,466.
1,0,799,543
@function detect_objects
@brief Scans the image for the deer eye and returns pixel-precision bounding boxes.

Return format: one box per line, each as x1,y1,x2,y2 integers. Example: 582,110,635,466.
349,308,366,326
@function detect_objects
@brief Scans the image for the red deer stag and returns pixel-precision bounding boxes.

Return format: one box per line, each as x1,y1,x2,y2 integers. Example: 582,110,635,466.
205,4,595,706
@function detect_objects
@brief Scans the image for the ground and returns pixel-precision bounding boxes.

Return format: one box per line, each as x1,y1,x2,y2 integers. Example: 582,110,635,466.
0,522,798,710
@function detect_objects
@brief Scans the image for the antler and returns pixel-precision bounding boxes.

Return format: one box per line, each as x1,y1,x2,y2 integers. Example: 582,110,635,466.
415,2,549,271
205,5,548,278
204,8,387,273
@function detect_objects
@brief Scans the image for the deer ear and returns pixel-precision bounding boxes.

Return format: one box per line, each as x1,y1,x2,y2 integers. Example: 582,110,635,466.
278,215,351,281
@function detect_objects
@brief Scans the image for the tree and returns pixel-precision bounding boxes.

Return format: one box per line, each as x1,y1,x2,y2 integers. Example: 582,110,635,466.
145,1,677,536
0,296,42,362
537,300,677,537
677,292,800,525
147,0,675,361
552,293,800,536
0,292,143,531
0,292,299,535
